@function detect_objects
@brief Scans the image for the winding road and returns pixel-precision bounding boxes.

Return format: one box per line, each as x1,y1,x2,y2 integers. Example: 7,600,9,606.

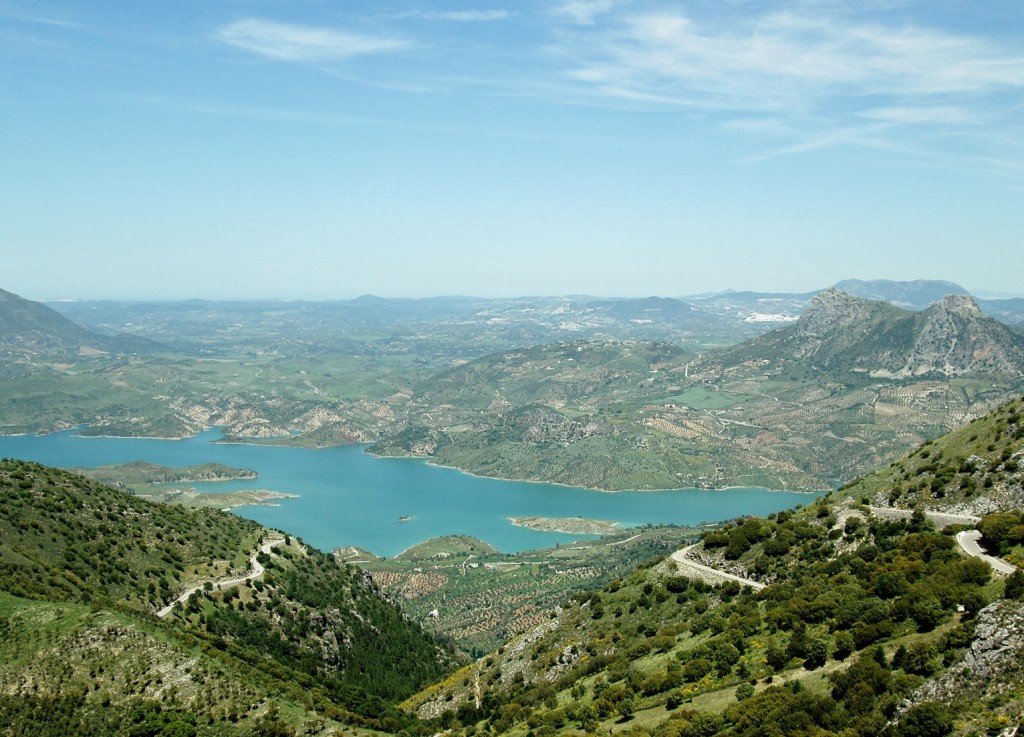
867,507,1017,575
955,530,1017,575
156,537,286,618
670,544,766,590
669,508,1017,591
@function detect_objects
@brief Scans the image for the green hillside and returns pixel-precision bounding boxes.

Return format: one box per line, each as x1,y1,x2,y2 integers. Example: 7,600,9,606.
402,399,1024,737
5,286,1024,491
373,293,1024,490
838,395,1024,515
3,367,1024,737
0,461,455,735
0,287,157,364
362,527,699,656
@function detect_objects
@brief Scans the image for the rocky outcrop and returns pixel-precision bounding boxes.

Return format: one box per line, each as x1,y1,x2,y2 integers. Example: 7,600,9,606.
910,600,1024,706
512,405,610,445
796,287,879,341
896,295,1024,378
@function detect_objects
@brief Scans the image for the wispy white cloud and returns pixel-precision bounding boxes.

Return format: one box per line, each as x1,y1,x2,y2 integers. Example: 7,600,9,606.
553,1,618,26
560,11,1024,108
548,5,1024,161
862,106,976,125
216,18,411,62
0,7,85,30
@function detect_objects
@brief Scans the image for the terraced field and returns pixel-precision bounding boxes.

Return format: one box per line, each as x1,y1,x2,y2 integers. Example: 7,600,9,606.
358,527,700,655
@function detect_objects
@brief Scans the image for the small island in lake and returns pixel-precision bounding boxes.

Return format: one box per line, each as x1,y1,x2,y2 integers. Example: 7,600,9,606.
507,516,619,535
71,461,258,488
136,488,298,510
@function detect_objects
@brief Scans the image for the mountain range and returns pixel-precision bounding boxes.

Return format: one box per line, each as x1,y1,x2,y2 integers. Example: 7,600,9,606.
0,287,157,363
706,288,1024,379
373,288,1024,490
3,281,1024,489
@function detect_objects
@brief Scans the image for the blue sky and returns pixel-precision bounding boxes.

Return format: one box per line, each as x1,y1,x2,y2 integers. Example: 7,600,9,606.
2,1,1023,300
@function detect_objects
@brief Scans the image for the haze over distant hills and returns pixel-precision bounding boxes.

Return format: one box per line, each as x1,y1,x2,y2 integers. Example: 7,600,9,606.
684,279,1024,328
832,279,971,310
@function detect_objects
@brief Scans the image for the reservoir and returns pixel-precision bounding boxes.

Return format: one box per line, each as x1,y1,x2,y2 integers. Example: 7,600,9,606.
0,429,819,556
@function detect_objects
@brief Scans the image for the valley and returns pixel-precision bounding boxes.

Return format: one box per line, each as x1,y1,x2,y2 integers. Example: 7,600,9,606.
3,280,1024,737
4,283,1024,492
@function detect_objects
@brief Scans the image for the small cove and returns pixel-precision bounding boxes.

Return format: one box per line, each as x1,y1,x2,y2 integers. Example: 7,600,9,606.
0,429,820,556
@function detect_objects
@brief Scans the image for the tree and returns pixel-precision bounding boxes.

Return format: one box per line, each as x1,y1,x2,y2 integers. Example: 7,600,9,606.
892,702,953,737
1004,569,1024,600
803,638,830,670
833,631,855,661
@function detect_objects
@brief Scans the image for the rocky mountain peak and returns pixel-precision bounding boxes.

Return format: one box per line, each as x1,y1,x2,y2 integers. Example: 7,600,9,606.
930,292,984,317
897,292,1024,378
743,286,1024,379
795,288,876,338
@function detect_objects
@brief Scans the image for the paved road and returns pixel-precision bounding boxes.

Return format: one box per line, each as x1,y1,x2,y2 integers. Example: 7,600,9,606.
867,506,980,529
670,544,766,590
156,537,285,618
670,510,1017,591
955,530,1017,576
867,507,1016,575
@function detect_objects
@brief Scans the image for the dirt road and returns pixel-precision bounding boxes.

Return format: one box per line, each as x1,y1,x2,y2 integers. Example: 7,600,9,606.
156,537,285,618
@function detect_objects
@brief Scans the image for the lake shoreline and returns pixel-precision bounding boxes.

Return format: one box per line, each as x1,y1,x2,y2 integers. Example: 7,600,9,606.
3,425,827,495
0,428,822,558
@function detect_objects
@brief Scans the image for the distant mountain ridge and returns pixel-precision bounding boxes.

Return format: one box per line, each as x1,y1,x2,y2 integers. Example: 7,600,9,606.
0,287,106,348
685,279,1024,329
376,289,1024,490
716,287,1024,379
833,278,970,310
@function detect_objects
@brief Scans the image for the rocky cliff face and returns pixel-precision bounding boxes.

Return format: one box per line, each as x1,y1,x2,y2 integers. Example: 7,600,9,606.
790,289,1024,378
910,600,1024,707
894,294,1024,378
795,287,881,340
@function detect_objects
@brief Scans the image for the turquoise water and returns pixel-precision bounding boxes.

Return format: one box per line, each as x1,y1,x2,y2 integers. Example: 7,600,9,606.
0,429,818,556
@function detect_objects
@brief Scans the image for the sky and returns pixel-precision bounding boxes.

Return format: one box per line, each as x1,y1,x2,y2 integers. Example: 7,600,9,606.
2,1,1023,301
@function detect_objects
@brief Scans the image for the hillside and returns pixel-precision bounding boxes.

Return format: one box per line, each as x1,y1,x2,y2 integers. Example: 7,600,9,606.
1,288,94,345
838,395,1024,517
0,287,156,363
5,284,1024,489
360,527,699,656
369,340,724,490
404,398,1024,737
706,288,1024,378
0,461,455,734
373,292,1024,490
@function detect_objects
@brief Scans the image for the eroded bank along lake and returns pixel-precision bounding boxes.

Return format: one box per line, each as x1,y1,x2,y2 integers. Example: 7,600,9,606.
0,429,821,556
